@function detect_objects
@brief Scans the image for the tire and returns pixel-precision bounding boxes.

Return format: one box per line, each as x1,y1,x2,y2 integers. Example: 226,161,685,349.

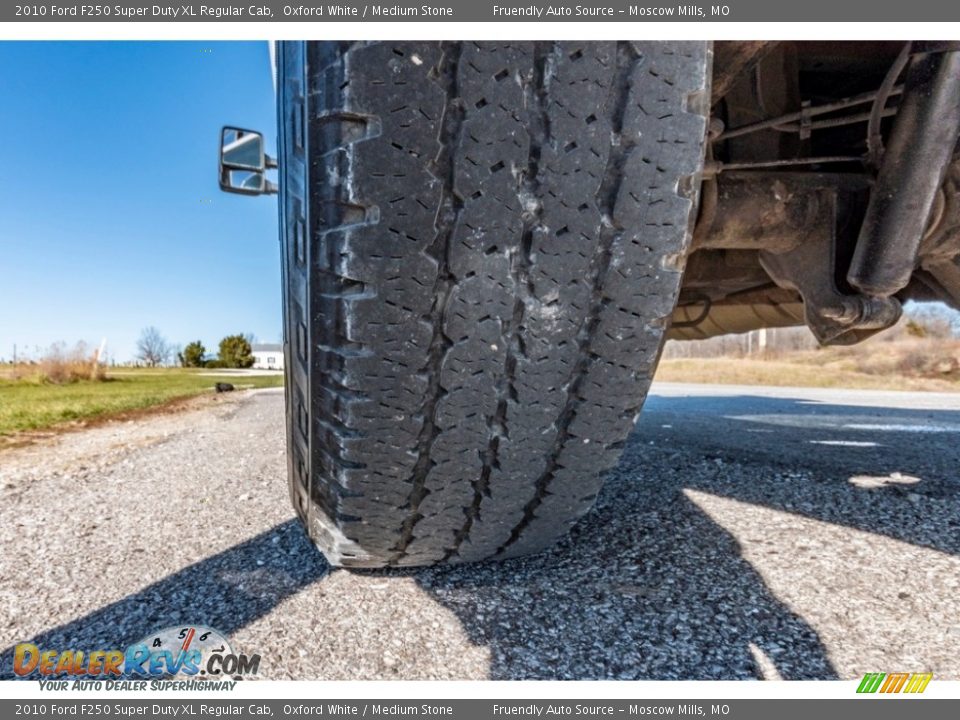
277,41,710,568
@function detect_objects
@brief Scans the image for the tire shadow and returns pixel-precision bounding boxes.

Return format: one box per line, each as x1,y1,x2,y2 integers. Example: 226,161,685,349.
407,390,960,680
412,458,838,680
0,520,329,679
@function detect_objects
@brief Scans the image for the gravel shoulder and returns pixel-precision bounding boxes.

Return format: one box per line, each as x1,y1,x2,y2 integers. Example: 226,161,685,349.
1,384,958,680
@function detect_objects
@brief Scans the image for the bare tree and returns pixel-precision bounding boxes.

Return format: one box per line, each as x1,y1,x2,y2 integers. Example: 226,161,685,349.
904,302,959,339
136,326,171,367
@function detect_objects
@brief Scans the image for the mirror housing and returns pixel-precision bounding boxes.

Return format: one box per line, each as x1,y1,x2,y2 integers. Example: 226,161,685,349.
219,126,277,195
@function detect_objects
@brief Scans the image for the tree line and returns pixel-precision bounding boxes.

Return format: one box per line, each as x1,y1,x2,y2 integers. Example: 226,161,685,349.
136,326,256,368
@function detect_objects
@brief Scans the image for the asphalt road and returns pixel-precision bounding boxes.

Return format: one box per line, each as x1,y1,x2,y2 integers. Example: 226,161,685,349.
2,383,958,680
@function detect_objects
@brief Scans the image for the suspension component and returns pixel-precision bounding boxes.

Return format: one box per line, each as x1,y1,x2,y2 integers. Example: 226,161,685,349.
847,47,960,297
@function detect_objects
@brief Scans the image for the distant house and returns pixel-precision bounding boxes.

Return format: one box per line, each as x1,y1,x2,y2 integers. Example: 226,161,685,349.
251,343,284,371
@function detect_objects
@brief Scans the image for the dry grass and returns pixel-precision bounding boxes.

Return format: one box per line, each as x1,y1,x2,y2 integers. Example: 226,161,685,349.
656,358,960,392
795,337,960,379
9,342,105,384
657,336,960,393
660,307,960,392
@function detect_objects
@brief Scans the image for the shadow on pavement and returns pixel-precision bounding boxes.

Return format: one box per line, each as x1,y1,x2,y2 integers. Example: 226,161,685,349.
413,465,838,680
0,520,329,679
408,392,959,679
637,394,960,556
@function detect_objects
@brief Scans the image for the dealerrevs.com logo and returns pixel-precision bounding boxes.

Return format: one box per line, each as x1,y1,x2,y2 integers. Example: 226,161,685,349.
12,625,260,690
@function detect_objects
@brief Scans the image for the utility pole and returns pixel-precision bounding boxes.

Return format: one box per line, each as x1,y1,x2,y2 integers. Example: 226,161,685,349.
92,338,107,377
94,338,107,365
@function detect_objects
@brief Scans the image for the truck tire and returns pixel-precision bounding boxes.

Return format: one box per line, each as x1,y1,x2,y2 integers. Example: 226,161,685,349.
276,41,710,568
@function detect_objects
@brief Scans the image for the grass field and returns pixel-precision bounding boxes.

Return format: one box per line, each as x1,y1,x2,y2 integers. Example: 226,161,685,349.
0,368,284,436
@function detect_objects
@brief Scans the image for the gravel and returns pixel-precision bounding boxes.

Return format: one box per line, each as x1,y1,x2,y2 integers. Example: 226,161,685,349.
1,383,958,680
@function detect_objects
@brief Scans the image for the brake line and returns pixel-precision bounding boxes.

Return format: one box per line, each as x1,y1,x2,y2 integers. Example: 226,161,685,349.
718,85,904,142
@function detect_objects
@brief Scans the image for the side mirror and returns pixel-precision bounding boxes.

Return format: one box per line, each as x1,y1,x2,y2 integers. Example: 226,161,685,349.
219,126,277,195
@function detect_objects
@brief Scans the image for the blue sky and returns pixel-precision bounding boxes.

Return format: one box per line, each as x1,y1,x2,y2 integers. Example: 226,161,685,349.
0,41,279,363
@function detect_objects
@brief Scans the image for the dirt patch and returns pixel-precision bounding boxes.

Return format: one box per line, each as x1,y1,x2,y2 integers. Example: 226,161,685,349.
0,391,239,453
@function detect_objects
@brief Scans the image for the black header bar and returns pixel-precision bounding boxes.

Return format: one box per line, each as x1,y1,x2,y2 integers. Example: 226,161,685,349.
6,1,960,22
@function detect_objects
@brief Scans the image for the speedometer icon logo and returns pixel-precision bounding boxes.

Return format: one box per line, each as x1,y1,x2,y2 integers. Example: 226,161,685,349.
130,625,238,678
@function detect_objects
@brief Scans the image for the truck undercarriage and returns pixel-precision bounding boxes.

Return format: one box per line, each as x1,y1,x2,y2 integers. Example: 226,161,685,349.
672,41,960,345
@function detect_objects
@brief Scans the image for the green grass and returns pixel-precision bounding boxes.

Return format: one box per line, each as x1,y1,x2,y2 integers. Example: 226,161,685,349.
0,368,284,436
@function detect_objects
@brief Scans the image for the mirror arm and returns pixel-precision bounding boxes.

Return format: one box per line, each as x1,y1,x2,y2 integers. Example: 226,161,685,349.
265,154,278,170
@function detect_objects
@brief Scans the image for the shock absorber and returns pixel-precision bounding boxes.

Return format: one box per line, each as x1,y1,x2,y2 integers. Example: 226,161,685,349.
847,44,960,298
